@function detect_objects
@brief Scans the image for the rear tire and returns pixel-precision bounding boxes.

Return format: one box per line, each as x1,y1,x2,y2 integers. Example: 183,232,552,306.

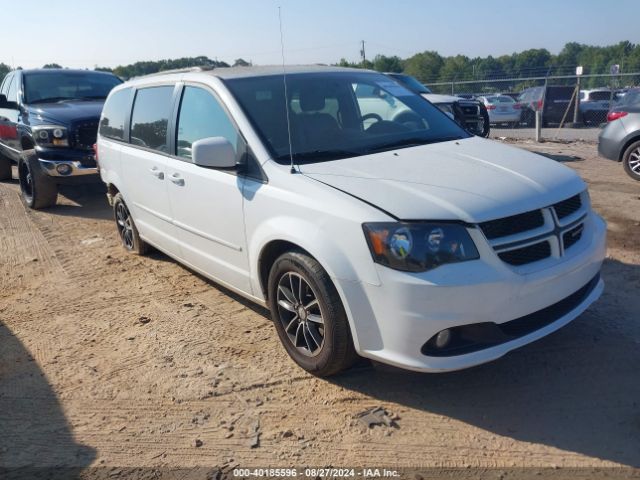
267,250,357,377
113,192,150,255
0,153,11,181
18,150,58,209
622,141,640,181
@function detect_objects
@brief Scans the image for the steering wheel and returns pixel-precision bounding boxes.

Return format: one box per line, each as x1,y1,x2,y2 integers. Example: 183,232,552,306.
362,113,383,125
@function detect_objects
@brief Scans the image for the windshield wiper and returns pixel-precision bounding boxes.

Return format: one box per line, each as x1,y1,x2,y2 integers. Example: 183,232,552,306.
365,135,465,154
28,96,105,104
275,149,361,163
76,96,106,101
28,97,72,104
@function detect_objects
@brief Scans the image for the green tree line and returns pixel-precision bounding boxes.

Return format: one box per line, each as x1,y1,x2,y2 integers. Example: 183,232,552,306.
338,41,640,85
2,41,639,89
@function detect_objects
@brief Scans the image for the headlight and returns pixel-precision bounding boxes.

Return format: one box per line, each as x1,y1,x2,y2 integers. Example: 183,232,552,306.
32,125,69,147
363,222,480,272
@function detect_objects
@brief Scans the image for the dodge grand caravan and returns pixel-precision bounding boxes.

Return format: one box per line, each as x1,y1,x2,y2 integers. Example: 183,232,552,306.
97,66,606,376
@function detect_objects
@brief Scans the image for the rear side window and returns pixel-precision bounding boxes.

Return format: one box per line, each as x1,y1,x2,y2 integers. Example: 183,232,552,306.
99,88,131,141
176,86,239,160
130,86,174,152
589,91,611,101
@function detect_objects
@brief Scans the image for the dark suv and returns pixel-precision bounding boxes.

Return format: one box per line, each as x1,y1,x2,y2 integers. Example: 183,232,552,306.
518,86,576,127
0,69,122,208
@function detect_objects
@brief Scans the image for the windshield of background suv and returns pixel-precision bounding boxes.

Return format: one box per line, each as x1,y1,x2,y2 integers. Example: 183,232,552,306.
225,72,469,164
23,71,122,104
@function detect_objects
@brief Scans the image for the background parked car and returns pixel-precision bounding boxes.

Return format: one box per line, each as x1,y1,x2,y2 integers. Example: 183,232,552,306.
0,68,122,208
598,87,640,181
478,95,521,126
579,89,612,125
517,85,576,127
386,73,490,137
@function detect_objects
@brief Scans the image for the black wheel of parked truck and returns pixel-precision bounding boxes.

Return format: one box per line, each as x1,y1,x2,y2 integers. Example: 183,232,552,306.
267,250,358,377
0,152,11,181
18,150,58,209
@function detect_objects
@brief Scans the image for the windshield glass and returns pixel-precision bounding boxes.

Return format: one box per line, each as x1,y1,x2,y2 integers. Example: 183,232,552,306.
23,71,122,104
225,71,469,164
387,74,432,94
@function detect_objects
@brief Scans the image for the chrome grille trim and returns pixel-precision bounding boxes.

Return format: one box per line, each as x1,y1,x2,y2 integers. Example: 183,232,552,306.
479,192,588,267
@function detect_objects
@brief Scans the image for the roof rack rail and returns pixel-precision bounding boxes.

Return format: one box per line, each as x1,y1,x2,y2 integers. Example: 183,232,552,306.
133,65,217,79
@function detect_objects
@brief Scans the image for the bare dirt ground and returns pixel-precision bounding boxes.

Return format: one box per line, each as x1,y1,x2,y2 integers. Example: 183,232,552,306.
1,140,639,479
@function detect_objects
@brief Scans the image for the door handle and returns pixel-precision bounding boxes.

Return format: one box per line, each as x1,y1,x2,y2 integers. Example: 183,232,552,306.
149,167,164,180
169,173,185,186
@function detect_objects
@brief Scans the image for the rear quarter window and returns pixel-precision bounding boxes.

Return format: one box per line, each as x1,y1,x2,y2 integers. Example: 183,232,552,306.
99,88,132,141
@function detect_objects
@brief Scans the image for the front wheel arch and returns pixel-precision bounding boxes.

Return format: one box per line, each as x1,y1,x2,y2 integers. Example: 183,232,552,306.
258,239,315,300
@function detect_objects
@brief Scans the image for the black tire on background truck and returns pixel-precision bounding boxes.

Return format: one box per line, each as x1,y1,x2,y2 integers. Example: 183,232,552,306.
0,152,11,181
18,150,58,209
478,103,491,137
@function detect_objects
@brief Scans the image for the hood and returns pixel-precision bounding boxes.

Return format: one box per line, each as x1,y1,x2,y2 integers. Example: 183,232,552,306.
26,100,104,125
299,136,586,223
422,93,463,104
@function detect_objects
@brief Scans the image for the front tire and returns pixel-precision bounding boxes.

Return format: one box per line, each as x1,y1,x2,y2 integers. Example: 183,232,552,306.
18,150,58,209
113,192,150,255
0,152,11,181
622,141,640,181
267,250,357,376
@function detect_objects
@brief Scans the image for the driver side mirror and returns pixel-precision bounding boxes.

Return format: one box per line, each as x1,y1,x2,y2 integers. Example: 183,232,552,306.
192,136,237,169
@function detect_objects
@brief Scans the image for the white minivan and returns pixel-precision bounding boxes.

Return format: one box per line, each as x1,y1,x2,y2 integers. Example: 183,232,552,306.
97,66,606,376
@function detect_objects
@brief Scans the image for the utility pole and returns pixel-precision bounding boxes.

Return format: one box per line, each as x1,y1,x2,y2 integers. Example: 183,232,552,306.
572,66,583,127
360,40,366,66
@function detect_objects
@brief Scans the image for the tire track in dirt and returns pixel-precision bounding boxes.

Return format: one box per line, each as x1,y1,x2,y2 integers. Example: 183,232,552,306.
0,185,66,294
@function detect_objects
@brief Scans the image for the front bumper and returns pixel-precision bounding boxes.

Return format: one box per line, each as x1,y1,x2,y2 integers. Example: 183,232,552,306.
339,212,607,372
38,158,99,177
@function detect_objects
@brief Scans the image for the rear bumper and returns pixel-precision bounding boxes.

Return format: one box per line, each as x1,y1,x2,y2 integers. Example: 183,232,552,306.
597,122,626,161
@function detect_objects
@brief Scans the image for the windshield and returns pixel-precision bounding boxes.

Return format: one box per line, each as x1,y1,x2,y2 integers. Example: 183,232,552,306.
225,71,469,164
387,74,432,94
23,71,122,104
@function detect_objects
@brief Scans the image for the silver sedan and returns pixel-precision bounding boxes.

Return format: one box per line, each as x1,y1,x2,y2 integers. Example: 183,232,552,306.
479,95,521,126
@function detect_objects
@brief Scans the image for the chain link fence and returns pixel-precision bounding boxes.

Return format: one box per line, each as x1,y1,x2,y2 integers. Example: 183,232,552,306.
426,72,640,142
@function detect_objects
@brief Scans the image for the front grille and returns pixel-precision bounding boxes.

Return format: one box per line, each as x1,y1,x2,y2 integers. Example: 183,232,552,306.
553,194,582,219
459,104,480,116
498,241,551,266
480,210,545,240
73,121,99,150
563,224,584,250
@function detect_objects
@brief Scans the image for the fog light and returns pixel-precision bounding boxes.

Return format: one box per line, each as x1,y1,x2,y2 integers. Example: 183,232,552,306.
435,329,451,349
56,163,72,176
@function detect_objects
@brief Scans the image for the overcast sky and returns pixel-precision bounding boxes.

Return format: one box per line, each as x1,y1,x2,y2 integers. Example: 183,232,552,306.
1,0,637,69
